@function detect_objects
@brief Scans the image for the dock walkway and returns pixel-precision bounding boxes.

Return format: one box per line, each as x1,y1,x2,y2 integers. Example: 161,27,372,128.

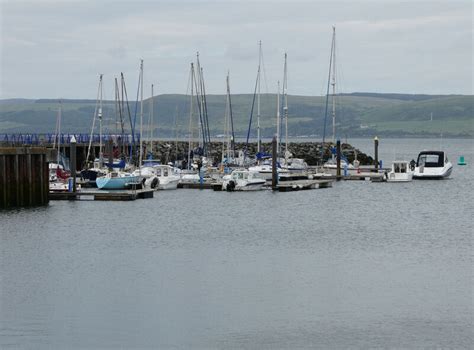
49,189,154,201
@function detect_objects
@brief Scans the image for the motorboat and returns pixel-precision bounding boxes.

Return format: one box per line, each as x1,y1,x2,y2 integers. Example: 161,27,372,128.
154,165,180,190
222,169,266,191
386,161,413,182
132,166,159,190
283,157,308,172
248,160,288,180
96,171,141,190
322,158,356,175
413,151,453,179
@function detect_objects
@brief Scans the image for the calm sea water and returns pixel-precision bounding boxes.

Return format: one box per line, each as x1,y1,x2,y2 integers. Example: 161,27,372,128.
1,138,473,349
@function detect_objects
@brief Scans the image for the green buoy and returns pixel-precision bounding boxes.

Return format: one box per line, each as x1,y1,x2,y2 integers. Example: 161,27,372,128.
458,156,466,165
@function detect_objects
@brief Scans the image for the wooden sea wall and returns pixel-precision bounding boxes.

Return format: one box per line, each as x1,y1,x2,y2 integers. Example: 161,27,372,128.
0,147,49,209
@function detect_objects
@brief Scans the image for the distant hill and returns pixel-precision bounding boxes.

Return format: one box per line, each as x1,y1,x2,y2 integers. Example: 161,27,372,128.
0,93,472,138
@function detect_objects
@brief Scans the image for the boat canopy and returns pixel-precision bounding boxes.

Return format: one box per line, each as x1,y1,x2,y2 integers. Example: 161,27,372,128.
417,151,445,168
105,159,126,169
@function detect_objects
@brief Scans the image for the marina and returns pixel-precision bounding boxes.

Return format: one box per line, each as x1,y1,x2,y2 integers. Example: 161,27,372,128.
1,1,472,348
0,135,459,209
1,138,472,349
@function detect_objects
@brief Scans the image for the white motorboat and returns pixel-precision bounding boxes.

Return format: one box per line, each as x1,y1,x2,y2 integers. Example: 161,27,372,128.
132,166,159,190
283,157,308,172
386,161,413,182
413,151,453,179
322,158,356,175
249,160,288,180
222,169,266,191
154,165,180,190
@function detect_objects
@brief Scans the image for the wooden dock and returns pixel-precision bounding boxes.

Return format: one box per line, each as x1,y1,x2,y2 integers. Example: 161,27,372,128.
49,189,154,201
343,173,386,182
311,172,386,182
177,182,215,189
275,179,333,192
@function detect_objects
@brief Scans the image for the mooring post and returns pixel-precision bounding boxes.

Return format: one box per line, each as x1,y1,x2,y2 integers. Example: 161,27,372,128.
27,149,33,205
374,136,379,170
70,136,77,193
1,155,6,207
336,139,341,179
272,135,278,190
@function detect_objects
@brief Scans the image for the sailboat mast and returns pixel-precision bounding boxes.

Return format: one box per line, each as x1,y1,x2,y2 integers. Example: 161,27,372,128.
86,75,102,165
331,26,336,143
57,100,62,165
150,83,154,155
257,40,262,154
139,59,144,167
187,63,194,169
283,52,288,160
98,74,103,167
276,81,280,155
174,106,179,161
223,75,229,163
196,53,203,150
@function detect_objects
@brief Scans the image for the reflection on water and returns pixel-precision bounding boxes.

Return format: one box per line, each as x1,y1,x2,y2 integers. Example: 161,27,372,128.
1,139,473,348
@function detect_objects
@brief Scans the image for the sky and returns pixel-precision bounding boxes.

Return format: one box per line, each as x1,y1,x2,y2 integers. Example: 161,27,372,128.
0,0,472,99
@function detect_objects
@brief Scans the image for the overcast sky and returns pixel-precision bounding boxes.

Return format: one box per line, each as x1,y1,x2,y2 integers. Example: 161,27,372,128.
0,0,472,99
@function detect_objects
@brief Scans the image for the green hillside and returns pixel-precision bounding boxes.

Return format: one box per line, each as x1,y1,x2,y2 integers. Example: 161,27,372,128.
0,93,472,138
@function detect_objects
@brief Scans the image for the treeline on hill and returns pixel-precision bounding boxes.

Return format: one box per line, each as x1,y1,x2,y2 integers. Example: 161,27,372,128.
0,93,472,138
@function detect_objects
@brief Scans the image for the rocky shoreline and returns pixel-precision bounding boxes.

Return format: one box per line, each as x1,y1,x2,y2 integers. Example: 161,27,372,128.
148,141,374,166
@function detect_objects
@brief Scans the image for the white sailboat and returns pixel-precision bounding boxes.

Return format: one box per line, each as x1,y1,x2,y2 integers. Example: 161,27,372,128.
49,100,71,191
82,74,109,184
278,53,308,173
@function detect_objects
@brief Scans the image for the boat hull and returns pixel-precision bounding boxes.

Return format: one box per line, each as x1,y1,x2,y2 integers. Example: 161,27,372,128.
96,176,140,190
413,164,453,180
158,178,179,190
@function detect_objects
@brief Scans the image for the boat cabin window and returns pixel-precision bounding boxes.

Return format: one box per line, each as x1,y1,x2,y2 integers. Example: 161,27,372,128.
163,168,169,177
156,168,162,176
417,154,443,167
400,163,406,173
233,172,246,180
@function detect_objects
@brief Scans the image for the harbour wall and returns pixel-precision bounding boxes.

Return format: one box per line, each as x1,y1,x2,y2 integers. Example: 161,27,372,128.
0,147,50,209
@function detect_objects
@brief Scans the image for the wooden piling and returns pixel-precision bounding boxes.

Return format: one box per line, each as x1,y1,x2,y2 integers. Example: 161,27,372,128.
336,139,341,179
272,136,278,190
70,136,77,192
374,136,379,170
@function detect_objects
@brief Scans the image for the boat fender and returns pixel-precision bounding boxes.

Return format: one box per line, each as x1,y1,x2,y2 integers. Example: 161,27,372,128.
142,178,146,186
150,177,159,189
226,180,236,192
409,159,416,171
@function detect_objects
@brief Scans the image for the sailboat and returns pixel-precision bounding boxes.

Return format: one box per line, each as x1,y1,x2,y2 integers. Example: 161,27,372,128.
321,26,354,174
49,100,71,191
81,74,109,184
96,61,145,190
221,71,236,168
244,41,263,161
278,53,308,173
